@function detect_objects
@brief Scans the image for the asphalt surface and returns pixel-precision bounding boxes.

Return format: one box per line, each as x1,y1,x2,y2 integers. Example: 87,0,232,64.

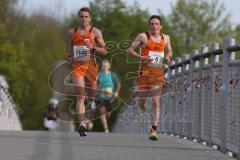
0,131,233,160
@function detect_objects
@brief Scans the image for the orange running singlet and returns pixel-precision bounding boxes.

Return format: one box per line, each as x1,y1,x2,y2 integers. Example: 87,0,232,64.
137,32,167,89
71,26,98,83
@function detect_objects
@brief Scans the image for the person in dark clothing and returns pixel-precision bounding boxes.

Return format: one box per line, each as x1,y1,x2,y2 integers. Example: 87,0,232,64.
43,98,59,131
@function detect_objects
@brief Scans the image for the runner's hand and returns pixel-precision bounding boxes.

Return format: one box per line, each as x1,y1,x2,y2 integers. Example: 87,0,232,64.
165,55,171,63
110,92,118,103
141,56,154,63
85,42,94,50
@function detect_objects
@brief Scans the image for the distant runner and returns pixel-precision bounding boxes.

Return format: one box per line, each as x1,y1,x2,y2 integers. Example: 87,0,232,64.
97,60,121,133
128,15,172,140
66,7,107,136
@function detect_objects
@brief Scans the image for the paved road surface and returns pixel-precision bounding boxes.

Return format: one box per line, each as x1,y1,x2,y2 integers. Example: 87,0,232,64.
0,131,232,160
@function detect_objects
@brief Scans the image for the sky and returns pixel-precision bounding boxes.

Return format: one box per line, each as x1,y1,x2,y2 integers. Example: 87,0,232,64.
16,0,240,26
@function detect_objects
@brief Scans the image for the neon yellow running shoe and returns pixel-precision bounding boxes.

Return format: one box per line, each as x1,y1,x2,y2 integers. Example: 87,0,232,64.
149,129,158,141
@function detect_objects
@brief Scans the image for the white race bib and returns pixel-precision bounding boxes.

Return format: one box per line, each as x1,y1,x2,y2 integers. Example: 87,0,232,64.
149,51,164,66
73,45,90,61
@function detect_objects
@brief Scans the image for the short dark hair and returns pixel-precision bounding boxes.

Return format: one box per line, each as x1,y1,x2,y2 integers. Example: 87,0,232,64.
78,7,91,16
149,15,162,25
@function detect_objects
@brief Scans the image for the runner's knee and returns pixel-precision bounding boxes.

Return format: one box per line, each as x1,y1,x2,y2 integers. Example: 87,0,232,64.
77,95,85,101
152,97,160,106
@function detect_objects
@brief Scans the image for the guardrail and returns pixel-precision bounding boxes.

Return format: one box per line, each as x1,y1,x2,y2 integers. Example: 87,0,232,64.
160,37,240,158
0,75,22,130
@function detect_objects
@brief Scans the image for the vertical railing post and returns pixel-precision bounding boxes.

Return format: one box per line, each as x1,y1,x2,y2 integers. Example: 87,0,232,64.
176,57,183,136
162,64,171,133
220,38,234,152
196,47,204,141
182,54,190,138
170,61,176,134
183,54,191,137
189,50,198,139
165,64,172,134
209,42,220,147
201,45,209,143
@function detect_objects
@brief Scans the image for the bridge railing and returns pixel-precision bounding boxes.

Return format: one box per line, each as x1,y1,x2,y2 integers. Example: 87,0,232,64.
160,37,240,158
0,75,22,130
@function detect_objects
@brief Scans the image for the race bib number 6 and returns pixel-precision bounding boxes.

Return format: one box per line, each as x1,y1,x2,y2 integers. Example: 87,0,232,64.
73,45,90,61
149,51,164,66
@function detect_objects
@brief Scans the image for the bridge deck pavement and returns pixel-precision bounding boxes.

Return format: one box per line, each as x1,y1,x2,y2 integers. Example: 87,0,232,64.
0,131,232,160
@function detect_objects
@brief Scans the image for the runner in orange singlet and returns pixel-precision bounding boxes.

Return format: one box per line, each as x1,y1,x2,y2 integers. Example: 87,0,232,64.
128,15,172,140
66,7,107,136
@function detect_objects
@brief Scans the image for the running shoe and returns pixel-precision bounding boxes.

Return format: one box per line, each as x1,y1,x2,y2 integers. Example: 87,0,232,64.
78,124,87,137
89,100,96,110
149,128,158,141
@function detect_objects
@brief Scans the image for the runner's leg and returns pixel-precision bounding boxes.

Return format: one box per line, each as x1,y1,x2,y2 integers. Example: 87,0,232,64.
99,105,109,133
73,76,87,136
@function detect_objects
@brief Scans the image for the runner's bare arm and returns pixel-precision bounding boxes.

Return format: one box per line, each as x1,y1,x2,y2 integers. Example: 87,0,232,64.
115,83,121,95
93,28,107,55
128,33,152,62
128,33,144,59
164,35,173,63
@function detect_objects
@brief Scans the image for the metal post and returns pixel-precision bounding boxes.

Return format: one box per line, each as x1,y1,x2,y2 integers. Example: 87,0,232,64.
196,46,205,141
209,42,220,146
189,50,198,139
183,54,190,138
176,57,183,135
170,61,176,134
186,54,191,138
201,45,209,142
220,38,233,153
229,39,236,61
165,63,173,133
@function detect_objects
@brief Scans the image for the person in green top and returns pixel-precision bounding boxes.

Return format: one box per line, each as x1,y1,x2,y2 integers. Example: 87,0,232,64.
97,60,121,133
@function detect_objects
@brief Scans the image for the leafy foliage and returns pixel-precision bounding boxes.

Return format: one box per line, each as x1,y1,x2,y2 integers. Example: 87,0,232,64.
0,22,33,113
167,0,232,55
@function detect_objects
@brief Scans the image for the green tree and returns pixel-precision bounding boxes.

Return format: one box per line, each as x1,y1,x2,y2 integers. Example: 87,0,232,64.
233,25,240,43
0,0,17,23
18,14,67,129
167,0,232,56
0,23,33,112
